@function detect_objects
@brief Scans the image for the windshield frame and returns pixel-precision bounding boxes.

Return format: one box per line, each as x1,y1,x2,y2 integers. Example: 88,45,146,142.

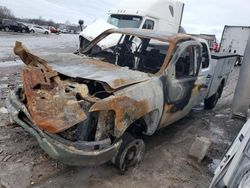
82,29,195,75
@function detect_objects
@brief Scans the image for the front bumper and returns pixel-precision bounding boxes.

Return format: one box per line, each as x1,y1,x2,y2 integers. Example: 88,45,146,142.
6,89,122,166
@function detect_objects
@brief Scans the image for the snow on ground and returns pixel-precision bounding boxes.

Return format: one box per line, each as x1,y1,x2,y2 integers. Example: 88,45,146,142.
0,32,79,62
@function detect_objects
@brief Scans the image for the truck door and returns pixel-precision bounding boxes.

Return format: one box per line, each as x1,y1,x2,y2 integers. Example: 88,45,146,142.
196,42,213,100
159,40,202,127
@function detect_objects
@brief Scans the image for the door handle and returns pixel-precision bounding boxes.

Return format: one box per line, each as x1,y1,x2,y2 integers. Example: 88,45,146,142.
206,74,212,79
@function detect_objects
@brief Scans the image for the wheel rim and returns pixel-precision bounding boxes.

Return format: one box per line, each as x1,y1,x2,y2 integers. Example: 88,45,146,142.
5,27,9,31
119,139,145,172
238,172,250,188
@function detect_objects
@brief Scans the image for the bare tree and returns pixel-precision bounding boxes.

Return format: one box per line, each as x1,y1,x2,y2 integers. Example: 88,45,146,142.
0,6,15,18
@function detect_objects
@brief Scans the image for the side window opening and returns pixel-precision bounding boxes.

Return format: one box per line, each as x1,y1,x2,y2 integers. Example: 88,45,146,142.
201,43,209,69
142,19,154,30
175,46,196,79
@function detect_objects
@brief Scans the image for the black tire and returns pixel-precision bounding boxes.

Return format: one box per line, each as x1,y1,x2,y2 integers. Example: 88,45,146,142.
21,29,26,33
30,30,35,33
204,83,223,109
115,132,145,174
45,31,49,34
5,27,9,32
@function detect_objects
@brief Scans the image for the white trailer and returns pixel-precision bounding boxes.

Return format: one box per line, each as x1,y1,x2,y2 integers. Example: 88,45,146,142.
220,25,250,64
78,0,184,51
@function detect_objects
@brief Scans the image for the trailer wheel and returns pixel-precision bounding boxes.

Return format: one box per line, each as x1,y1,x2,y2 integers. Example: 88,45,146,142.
115,132,145,174
204,83,223,109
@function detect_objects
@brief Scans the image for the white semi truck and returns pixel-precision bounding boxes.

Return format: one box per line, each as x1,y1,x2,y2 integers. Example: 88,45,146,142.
78,0,185,51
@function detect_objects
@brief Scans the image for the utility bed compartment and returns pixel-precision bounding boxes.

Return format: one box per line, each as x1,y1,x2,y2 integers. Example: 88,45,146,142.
207,53,237,98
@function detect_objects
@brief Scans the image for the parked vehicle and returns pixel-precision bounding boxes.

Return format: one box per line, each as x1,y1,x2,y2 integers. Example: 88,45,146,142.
210,119,250,188
79,0,185,51
29,25,50,34
17,22,30,33
49,26,60,34
0,18,29,33
190,33,218,51
220,25,250,65
7,29,237,173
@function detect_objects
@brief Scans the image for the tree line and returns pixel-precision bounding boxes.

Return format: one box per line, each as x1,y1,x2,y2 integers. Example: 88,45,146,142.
0,6,70,28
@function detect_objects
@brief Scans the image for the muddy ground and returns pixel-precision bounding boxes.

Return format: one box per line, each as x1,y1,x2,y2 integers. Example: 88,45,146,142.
0,32,245,188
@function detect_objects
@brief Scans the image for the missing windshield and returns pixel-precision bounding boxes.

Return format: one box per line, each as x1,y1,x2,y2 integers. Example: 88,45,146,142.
85,33,169,74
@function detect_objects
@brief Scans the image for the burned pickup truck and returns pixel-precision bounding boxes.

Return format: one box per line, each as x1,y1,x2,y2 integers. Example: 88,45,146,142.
6,29,237,172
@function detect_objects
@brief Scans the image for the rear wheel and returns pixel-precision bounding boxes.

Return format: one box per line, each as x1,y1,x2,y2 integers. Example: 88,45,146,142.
21,29,26,33
204,83,223,109
114,132,145,174
5,27,9,32
30,30,35,33
45,31,49,34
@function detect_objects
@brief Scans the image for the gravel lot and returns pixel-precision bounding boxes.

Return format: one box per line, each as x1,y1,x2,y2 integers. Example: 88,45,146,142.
0,32,245,188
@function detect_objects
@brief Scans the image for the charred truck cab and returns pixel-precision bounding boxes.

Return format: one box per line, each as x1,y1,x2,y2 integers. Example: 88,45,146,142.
7,28,236,172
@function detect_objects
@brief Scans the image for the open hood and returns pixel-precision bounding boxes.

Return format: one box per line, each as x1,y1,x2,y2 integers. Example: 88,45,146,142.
79,19,117,41
79,19,121,50
40,53,151,90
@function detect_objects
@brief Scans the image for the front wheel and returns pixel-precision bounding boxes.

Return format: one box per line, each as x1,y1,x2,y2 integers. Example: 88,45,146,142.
114,132,145,174
44,31,49,34
30,30,35,33
204,83,223,109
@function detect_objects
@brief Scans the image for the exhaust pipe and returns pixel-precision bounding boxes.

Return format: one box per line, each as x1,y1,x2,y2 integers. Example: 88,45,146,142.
78,20,84,31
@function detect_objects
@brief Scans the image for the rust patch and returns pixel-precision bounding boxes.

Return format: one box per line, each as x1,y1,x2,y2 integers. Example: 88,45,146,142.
15,42,87,133
90,96,149,137
112,79,127,88
95,110,115,141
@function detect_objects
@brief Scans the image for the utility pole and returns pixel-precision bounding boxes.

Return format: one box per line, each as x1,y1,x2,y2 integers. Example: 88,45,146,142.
232,34,250,119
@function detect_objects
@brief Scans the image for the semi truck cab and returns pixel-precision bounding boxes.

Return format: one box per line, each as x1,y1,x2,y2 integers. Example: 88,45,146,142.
79,0,185,52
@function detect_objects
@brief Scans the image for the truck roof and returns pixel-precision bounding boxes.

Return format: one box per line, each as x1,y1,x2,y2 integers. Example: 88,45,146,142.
82,28,196,55
98,28,194,42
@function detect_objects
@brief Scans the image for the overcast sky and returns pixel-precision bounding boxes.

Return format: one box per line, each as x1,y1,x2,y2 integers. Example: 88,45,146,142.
0,0,249,39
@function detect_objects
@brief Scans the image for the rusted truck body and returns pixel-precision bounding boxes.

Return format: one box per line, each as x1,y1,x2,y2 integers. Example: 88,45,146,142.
6,29,237,172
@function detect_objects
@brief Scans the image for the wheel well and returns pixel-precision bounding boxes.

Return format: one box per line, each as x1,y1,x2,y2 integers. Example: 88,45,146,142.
125,118,147,137
221,79,225,88
219,79,225,98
